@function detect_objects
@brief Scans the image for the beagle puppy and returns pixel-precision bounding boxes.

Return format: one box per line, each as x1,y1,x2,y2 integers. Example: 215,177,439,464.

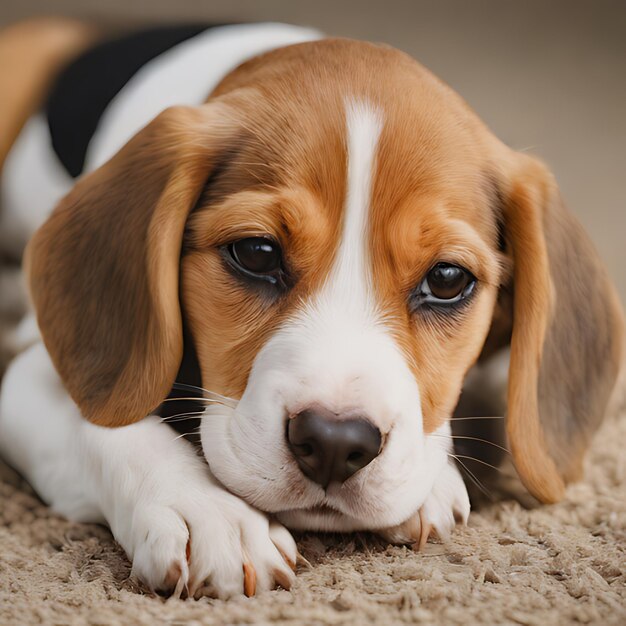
0,18,623,599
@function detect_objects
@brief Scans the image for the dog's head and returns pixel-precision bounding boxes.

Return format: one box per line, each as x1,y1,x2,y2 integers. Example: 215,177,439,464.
26,39,624,530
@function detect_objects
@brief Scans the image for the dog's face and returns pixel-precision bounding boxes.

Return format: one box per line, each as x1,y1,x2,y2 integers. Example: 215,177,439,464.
27,40,624,527
181,70,502,529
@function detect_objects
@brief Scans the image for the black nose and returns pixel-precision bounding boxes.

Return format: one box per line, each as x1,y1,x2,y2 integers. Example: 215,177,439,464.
287,407,382,488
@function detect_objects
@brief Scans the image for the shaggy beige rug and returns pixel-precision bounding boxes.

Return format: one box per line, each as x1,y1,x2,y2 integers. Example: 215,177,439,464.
1,410,625,626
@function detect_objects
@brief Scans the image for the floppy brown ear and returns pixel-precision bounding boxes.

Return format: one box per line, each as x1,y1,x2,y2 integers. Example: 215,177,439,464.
495,152,624,503
25,104,235,426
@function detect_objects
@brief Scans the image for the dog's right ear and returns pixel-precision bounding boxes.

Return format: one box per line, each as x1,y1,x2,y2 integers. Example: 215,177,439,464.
25,104,237,427
487,151,624,503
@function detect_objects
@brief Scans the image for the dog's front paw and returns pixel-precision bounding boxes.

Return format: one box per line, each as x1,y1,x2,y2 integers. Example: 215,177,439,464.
130,488,297,599
378,461,470,549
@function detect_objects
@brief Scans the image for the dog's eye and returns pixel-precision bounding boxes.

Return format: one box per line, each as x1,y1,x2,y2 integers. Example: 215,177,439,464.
418,263,476,304
228,237,282,277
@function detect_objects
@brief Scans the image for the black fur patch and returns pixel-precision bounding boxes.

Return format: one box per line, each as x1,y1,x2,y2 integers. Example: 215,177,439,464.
45,24,221,178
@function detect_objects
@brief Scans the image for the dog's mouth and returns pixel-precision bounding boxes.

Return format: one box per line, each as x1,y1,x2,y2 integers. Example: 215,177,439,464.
275,500,368,532
300,503,338,515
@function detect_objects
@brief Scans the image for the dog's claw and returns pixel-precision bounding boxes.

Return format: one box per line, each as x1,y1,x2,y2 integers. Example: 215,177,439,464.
296,552,313,570
273,567,293,590
243,562,257,597
275,546,296,572
415,508,433,550
380,507,435,551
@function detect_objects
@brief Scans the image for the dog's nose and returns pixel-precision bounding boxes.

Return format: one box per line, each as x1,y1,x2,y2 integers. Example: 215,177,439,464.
287,407,382,488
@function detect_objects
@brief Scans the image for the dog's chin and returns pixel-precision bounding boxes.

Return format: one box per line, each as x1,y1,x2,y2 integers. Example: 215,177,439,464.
206,460,429,531
275,505,383,532
206,460,422,531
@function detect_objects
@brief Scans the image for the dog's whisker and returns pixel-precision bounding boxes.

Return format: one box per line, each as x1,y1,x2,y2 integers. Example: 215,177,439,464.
431,433,510,454
172,382,238,405
449,416,505,421
449,453,506,474
161,397,231,405
160,410,209,423
449,454,493,500
451,456,491,498
171,426,202,442
517,144,541,153
160,402,246,422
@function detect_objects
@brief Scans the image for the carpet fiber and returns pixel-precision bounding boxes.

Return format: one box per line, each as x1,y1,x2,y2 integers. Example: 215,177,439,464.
1,413,625,625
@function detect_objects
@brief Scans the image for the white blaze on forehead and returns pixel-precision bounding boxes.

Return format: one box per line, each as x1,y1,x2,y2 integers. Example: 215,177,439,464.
280,99,408,422
324,100,383,308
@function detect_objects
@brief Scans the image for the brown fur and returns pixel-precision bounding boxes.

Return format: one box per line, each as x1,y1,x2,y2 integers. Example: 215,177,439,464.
0,17,97,174
23,38,624,503
26,105,241,425
489,153,625,502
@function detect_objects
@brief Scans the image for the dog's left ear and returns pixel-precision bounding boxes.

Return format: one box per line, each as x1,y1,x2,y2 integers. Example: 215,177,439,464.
491,151,624,503
25,103,237,427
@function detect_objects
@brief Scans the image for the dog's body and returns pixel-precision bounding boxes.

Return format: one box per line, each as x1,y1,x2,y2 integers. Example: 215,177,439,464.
0,18,623,599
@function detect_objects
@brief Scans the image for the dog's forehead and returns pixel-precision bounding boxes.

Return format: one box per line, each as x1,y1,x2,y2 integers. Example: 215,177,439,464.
211,38,497,235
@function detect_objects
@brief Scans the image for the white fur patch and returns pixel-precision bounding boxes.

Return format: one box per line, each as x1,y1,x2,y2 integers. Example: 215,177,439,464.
283,100,387,421
0,342,296,598
0,114,74,258
85,23,322,171
326,100,383,315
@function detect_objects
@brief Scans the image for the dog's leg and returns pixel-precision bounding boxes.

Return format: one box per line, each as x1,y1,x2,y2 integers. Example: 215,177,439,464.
0,342,297,598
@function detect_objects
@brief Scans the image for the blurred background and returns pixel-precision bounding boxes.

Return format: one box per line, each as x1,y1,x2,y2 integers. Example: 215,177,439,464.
2,0,625,298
